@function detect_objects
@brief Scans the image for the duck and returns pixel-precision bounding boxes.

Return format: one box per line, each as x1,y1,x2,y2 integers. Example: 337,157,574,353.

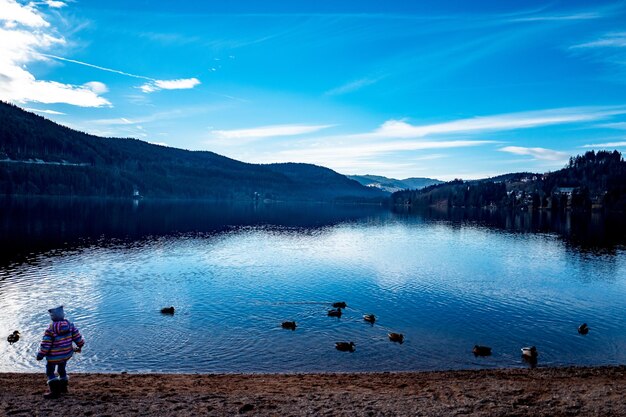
160,306,175,315
7,331,20,345
521,346,538,358
327,308,342,317
521,346,538,367
388,333,404,344
332,302,347,309
363,314,376,324
472,345,492,356
281,321,297,331
335,342,355,352
578,323,589,335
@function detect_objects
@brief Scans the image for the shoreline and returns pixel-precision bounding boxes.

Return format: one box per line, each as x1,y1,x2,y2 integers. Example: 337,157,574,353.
1,366,624,416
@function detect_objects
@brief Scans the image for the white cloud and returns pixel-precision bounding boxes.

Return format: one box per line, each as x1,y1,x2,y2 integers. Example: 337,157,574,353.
511,13,601,22
139,78,201,93
139,84,157,93
271,139,496,161
155,78,200,89
147,141,169,147
239,140,495,175
499,146,569,161
0,61,111,107
79,106,225,138
221,111,625,167
24,107,65,115
326,76,384,96
216,106,625,177
571,32,626,49
339,161,420,177
581,141,626,148
436,171,502,181
40,53,152,80
44,1,67,8
0,0,48,27
412,153,446,161
84,81,108,94
236,138,493,179
91,117,135,126
597,122,626,129
37,52,200,96
211,124,335,140
89,108,196,127
569,32,626,80
0,1,110,107
364,106,626,139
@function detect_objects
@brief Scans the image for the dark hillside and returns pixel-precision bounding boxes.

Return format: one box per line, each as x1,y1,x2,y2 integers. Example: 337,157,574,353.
392,151,626,212
0,102,384,202
266,163,383,201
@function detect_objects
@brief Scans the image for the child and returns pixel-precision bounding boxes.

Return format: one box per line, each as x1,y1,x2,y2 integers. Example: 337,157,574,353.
36,306,85,399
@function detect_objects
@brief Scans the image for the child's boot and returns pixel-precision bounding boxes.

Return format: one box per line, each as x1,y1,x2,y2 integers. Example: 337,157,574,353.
59,378,68,394
44,378,62,399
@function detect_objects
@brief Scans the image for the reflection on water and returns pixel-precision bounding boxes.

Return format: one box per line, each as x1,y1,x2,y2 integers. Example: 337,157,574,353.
393,206,626,254
0,197,387,266
0,197,624,373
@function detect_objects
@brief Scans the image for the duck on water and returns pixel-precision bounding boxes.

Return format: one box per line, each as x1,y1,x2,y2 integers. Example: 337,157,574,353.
388,333,404,344
160,306,175,315
7,331,20,345
335,342,355,352
281,321,297,331
473,345,492,357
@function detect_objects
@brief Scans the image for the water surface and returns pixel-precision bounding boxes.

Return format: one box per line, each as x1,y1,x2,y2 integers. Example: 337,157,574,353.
1,198,625,373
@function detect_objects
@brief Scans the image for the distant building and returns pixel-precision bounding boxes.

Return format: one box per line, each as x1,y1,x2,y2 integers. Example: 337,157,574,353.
554,187,576,195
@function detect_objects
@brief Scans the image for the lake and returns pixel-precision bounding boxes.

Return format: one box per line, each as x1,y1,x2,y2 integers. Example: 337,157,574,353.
1,198,625,373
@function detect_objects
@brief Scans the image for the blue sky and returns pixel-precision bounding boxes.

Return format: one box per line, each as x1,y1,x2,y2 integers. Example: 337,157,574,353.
1,0,626,180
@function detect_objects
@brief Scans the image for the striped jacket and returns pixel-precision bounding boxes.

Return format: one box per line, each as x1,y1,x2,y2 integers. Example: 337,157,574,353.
38,320,85,364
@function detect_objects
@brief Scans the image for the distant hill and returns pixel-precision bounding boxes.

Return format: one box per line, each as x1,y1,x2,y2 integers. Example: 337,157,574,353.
0,102,385,202
266,163,383,200
475,172,538,184
348,175,443,193
392,151,626,211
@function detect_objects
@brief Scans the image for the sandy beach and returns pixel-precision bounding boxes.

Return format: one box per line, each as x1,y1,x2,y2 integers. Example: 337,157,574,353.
0,366,624,416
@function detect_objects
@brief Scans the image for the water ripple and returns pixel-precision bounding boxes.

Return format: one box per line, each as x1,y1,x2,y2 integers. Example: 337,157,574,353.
1,220,625,373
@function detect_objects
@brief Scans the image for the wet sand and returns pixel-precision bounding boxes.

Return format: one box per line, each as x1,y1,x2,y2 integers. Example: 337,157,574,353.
0,366,624,416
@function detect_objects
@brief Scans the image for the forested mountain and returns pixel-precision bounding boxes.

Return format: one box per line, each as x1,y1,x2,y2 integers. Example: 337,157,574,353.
0,102,384,202
392,150,626,211
348,174,442,193
266,163,385,200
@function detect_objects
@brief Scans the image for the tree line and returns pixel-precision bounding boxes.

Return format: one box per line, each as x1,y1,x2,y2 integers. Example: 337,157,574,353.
392,150,626,212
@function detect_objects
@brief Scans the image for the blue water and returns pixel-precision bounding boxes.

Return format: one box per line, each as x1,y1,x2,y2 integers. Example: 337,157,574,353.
0,200,625,373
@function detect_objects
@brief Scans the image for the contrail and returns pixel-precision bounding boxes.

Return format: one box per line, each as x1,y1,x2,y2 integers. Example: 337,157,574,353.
39,53,155,81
